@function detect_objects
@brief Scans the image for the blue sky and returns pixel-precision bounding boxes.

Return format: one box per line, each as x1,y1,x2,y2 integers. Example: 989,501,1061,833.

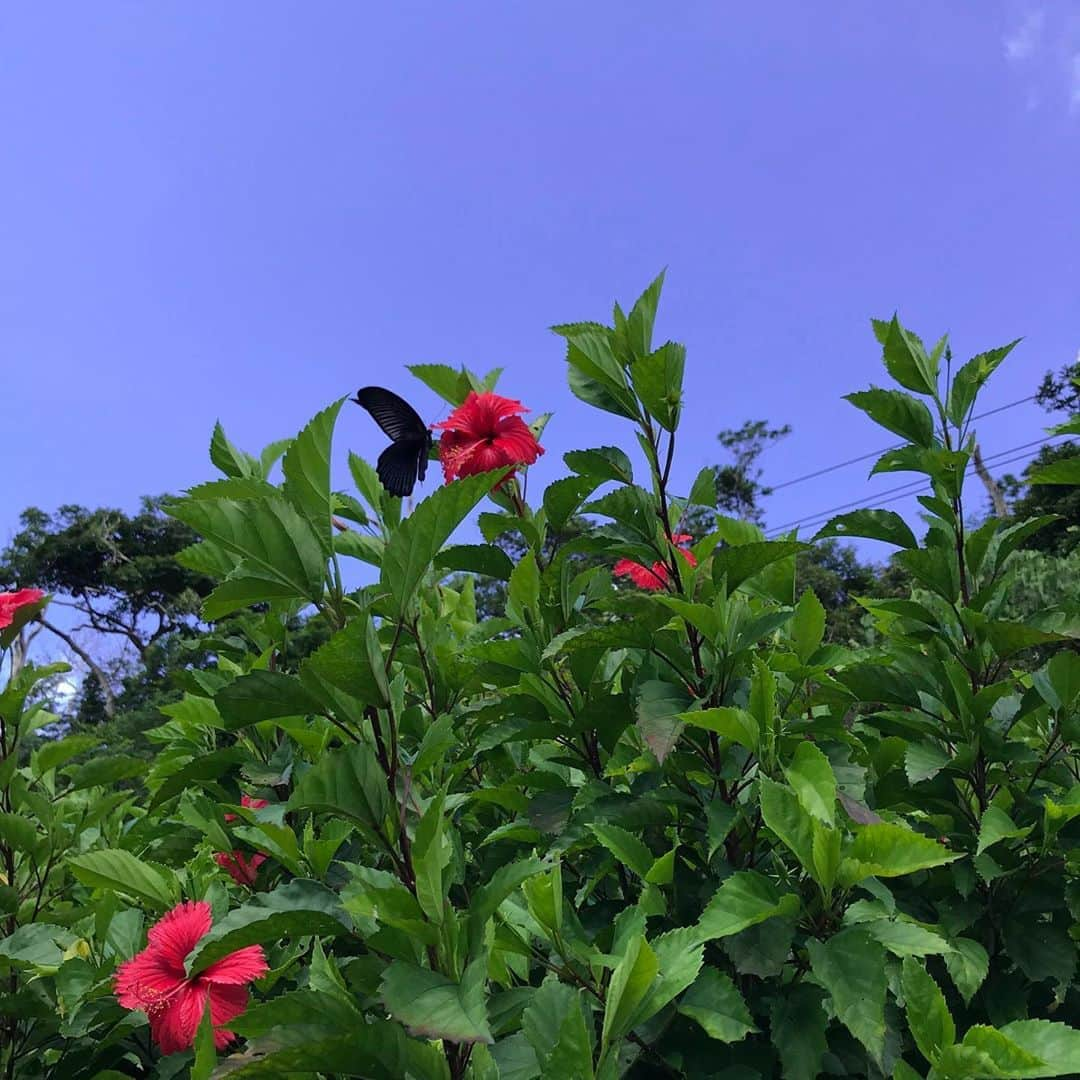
2,2,1078,560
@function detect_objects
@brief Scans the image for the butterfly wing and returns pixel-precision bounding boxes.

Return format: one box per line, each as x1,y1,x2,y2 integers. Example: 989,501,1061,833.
354,387,428,442
376,438,427,498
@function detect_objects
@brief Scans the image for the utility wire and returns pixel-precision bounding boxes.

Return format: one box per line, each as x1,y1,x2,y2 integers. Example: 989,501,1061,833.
764,437,1066,538
767,395,1037,493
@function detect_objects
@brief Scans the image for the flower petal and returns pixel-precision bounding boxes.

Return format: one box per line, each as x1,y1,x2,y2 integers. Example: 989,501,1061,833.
115,947,184,1009
613,559,668,591
146,901,212,969
151,983,208,1055
208,982,251,1050
202,944,269,986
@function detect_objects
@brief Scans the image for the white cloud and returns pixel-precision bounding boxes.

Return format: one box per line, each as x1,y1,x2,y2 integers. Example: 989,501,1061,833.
1003,9,1044,62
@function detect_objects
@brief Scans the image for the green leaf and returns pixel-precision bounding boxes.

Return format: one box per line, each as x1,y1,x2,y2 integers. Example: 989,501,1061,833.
807,928,887,1065
813,509,918,550
585,485,659,544
203,574,308,619
31,734,102,778
589,823,654,879
381,960,494,1045
168,495,326,604
946,341,1019,426
635,680,690,764
845,387,936,448
688,465,717,509
627,270,665,359
64,754,145,791
0,813,37,854
696,871,800,941
408,362,471,405
791,589,826,664
770,984,827,1080
68,850,178,908
288,742,391,835
507,552,541,627
434,544,515,580
522,977,594,1079
413,791,451,924
1027,457,1080,485
759,778,816,876
259,436,293,478
148,747,247,810
944,938,989,1005
563,446,634,484
630,341,684,431
187,879,350,975
543,476,600,528
976,805,1032,856
0,923,76,968
713,541,804,594
467,858,545,956
879,315,938,395
678,967,756,1043
215,670,323,730
861,919,952,958
958,1027,1047,1076
1034,650,1080,711
839,823,958,886
906,742,950,784
301,619,388,708
191,999,216,1080
382,471,501,614
210,421,259,479
282,399,346,553
784,742,836,826
601,935,658,1047
681,707,758,752
997,1019,1080,1077
902,957,955,1066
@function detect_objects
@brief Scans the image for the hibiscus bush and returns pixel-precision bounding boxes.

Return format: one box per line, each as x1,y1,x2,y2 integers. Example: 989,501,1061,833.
3,276,1080,1079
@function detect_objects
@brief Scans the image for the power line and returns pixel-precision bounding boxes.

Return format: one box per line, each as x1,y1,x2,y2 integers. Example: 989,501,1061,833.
764,437,1066,538
767,395,1037,493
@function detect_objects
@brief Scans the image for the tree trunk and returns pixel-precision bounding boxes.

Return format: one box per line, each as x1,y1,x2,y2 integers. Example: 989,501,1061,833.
973,443,1009,518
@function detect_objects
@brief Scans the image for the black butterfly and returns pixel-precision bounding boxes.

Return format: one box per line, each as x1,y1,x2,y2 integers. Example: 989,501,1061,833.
352,386,433,498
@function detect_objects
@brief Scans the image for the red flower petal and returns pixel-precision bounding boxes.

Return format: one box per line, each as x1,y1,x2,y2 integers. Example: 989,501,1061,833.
145,901,212,968
151,982,207,1056
203,944,269,986
208,982,251,1050
213,851,266,887
433,392,543,485
114,946,184,1010
613,558,669,591
0,588,45,630
431,392,527,433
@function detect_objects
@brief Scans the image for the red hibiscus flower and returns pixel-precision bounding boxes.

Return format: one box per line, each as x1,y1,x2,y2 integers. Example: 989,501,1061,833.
612,534,697,592
224,794,268,823
214,851,267,887
114,900,267,1054
432,391,544,483
0,588,45,630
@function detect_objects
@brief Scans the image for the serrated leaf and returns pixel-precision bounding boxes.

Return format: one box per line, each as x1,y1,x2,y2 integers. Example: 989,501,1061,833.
589,823,654,879
288,742,391,835
712,541,804,594
880,315,937,395
784,742,836,826
31,734,102,778
563,446,634,485
65,754,145,791
1027,457,1080,485
845,387,936,448
944,938,989,1005
791,588,826,664
678,967,756,1043
813,509,918,550
946,341,1019,426
407,363,471,405
906,741,950,784
770,984,827,1080
382,471,502,614
681,707,758,752
838,823,958,886
68,850,178,908
601,935,658,1047
381,960,493,1044
996,1019,1080,1077
759,777,816,876
635,680,690,764
282,399,346,553
187,879,350,975
807,928,886,1065
210,421,259,479
696,871,800,941
630,341,684,431
976,805,1032,856
901,957,955,1066
215,671,323,730
543,476,599,528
